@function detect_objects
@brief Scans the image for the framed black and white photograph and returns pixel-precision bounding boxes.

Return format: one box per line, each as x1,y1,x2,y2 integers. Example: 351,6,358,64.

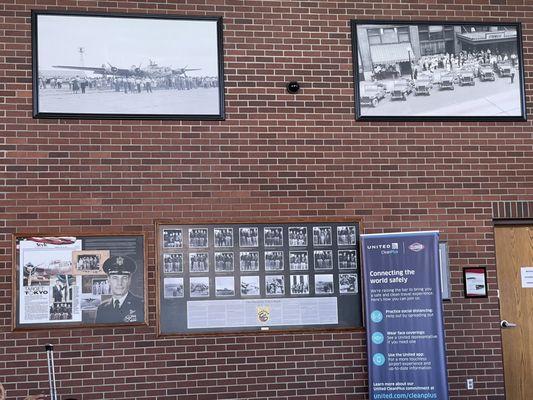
239,227,259,247
339,274,358,294
163,253,183,274
71,250,109,276
337,226,357,246
338,250,358,270
190,277,210,297
240,276,260,296
163,229,183,249
189,228,208,248
164,277,184,299
313,227,332,246
189,253,209,273
215,276,235,297
214,252,234,273
315,274,334,295
240,251,260,272
289,251,309,271
265,275,285,296
290,275,309,295
265,251,284,271
214,228,233,248
314,250,333,270
264,227,283,247
32,11,224,120
351,20,526,121
289,227,308,247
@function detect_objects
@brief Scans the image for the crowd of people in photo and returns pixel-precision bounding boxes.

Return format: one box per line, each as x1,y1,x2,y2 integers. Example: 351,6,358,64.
337,226,357,246
264,228,283,246
239,228,259,247
314,250,333,270
189,229,208,248
265,251,284,271
215,229,233,247
290,276,309,294
338,250,358,270
76,255,101,271
288,227,308,247
215,253,234,272
164,253,183,273
92,280,110,295
49,302,72,320
38,74,219,95
240,252,260,271
371,48,519,84
313,227,332,246
289,252,308,270
189,253,209,272
164,230,183,248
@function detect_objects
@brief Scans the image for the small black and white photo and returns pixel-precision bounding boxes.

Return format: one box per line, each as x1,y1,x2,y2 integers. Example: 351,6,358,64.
265,275,285,296
239,227,259,247
163,253,184,273
339,274,358,294
240,276,260,296
338,250,358,270
289,251,309,271
190,277,210,297
314,274,334,295
313,226,332,246
189,228,208,248
239,251,260,272
163,229,183,248
164,277,184,298
215,276,235,297
352,21,526,121
290,275,309,295
264,227,283,247
81,293,101,310
214,252,234,272
189,252,209,273
314,250,333,270
32,12,224,119
49,302,73,321
92,278,110,295
214,228,233,247
337,225,357,246
264,251,284,272
288,227,308,247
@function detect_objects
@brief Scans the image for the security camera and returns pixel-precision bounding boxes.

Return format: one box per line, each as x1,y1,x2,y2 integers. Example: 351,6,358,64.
286,81,300,94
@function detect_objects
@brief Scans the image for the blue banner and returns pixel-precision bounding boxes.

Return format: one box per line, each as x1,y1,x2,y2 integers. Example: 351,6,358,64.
362,231,448,400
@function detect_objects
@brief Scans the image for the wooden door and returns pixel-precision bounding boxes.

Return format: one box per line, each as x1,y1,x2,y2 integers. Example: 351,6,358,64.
494,226,533,400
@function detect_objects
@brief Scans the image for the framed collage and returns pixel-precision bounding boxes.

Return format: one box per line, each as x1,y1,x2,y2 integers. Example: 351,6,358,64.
156,220,363,335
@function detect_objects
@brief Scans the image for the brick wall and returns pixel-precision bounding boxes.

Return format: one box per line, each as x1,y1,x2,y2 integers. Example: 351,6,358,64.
2,0,532,399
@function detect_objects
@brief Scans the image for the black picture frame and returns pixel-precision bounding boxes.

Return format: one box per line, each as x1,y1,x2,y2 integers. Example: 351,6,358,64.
156,219,363,336
32,10,225,120
13,233,147,330
463,267,488,298
351,20,527,122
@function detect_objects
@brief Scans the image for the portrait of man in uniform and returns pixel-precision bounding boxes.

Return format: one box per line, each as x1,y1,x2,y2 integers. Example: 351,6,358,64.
95,255,144,324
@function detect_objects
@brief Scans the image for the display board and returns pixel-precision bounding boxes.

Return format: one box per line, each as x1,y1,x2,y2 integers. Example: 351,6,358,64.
13,233,146,329
157,220,363,335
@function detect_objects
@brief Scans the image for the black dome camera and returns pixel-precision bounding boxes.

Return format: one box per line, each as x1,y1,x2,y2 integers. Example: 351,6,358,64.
286,81,300,94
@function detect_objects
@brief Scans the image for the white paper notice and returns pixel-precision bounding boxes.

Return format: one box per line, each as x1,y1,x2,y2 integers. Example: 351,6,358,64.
187,297,339,329
520,267,533,288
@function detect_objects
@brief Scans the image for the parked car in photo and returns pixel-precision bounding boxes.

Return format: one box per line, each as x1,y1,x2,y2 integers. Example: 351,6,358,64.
458,70,476,86
438,73,455,90
495,61,512,78
360,83,387,107
390,79,413,101
414,78,432,96
477,64,495,81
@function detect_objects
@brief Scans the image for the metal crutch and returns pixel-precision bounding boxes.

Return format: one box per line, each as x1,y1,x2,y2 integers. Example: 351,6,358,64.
45,344,58,400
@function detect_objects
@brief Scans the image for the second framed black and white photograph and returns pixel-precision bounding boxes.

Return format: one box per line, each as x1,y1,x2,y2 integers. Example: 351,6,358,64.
352,20,526,121
32,11,224,120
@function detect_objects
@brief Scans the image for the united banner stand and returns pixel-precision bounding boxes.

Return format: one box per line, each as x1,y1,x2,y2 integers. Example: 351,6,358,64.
361,231,449,400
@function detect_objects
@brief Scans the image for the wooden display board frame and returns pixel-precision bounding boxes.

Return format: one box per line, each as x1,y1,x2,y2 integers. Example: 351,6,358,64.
156,218,364,336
